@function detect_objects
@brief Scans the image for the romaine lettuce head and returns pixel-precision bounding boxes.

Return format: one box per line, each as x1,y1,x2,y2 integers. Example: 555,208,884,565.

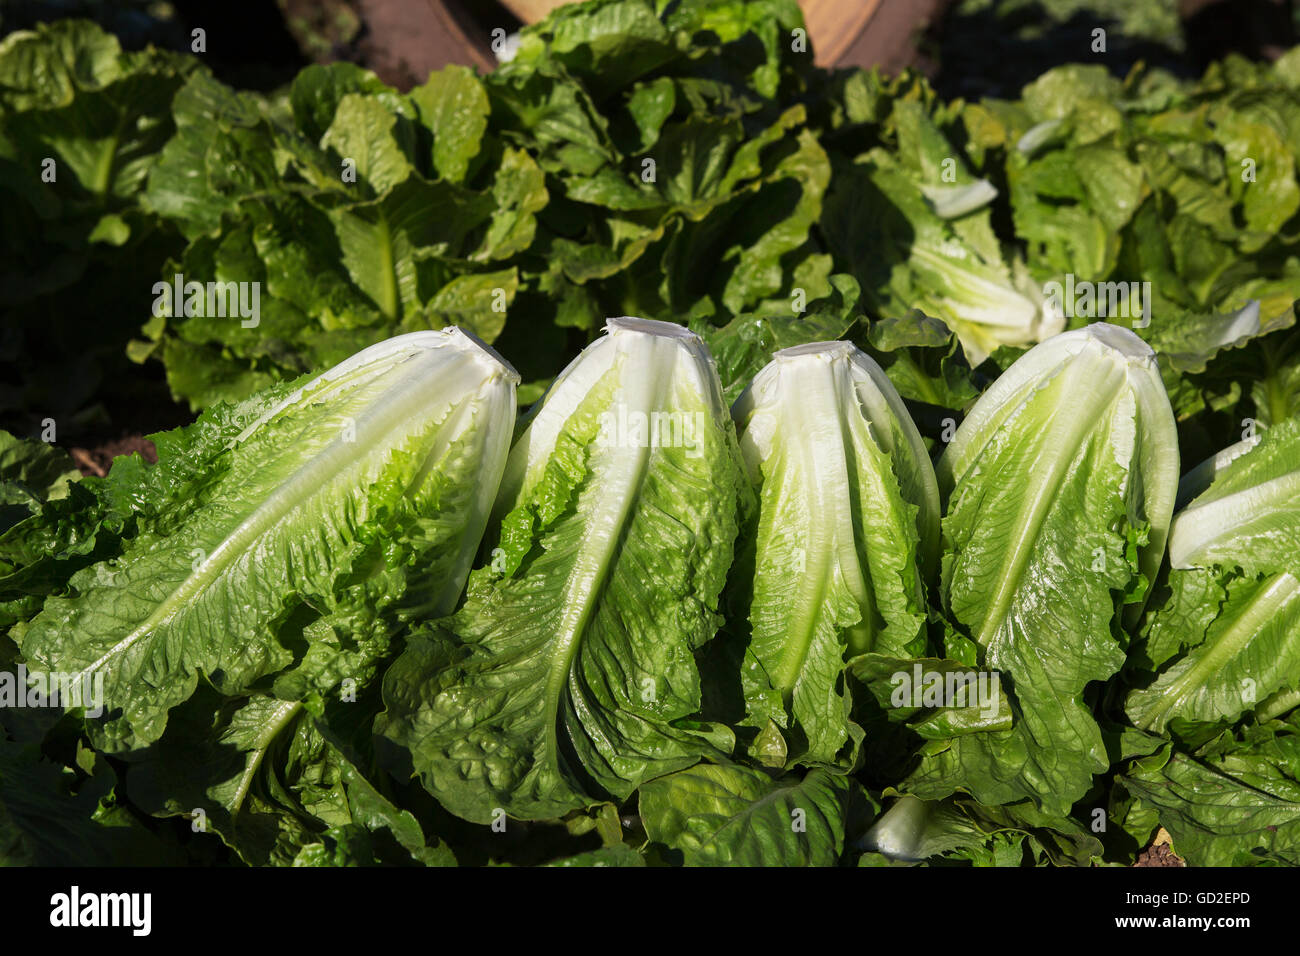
1127,419,1300,733
377,316,749,823
20,329,518,751
729,340,939,766
909,323,1179,813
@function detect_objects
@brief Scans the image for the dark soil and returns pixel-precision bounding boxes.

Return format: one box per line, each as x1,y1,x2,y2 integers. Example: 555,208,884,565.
69,434,157,477
1134,843,1186,867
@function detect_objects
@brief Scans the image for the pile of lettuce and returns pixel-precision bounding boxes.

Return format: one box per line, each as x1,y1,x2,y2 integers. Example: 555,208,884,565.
134,1,1300,457
2,0,1300,867
3,313,1298,868
4,2,1298,447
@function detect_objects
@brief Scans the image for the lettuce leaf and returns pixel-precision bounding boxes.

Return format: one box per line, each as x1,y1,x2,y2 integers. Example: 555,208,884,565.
639,761,865,866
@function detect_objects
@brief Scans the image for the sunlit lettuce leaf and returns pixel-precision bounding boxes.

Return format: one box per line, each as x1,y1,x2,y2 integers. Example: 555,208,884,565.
822,154,1061,367
691,274,861,405
1168,417,1300,573
0,20,198,199
862,310,984,415
1128,570,1300,733
1127,420,1300,733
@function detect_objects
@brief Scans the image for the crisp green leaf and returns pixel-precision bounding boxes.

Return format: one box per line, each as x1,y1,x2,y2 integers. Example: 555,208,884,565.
639,762,859,866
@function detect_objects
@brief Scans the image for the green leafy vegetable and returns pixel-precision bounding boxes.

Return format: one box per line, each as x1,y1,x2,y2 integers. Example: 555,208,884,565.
909,324,1179,814
5,0,1300,870
20,329,518,751
1127,419,1300,734
639,761,865,866
378,317,747,822
728,340,938,766
858,792,1104,866
1120,718,1300,866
